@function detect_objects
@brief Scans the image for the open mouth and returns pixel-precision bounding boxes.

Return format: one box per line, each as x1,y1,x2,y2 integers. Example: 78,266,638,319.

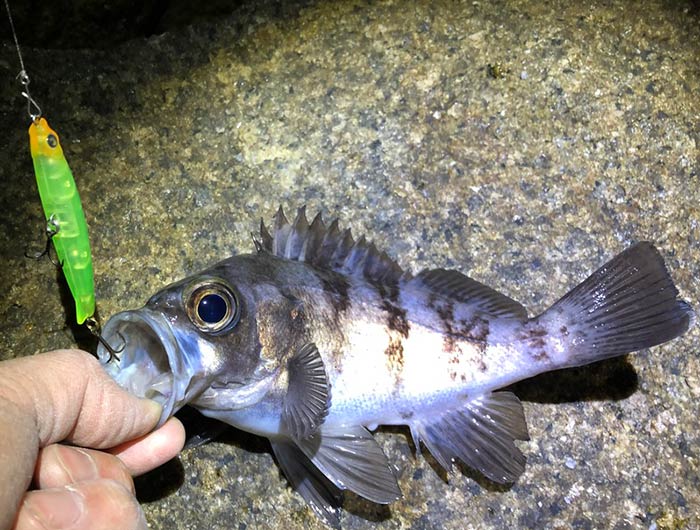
97,309,190,426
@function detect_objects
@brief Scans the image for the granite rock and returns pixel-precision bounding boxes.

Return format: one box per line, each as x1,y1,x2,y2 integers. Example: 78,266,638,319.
0,1,698,529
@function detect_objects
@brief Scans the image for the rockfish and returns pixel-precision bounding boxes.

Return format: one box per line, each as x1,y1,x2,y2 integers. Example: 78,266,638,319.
98,207,694,526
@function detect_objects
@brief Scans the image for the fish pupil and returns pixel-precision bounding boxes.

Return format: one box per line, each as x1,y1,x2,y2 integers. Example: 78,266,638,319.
197,293,228,324
47,134,58,148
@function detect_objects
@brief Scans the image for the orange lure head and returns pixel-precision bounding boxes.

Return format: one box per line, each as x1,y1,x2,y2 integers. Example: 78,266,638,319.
29,117,64,159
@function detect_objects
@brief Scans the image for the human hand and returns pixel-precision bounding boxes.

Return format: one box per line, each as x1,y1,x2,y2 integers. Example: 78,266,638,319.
0,349,186,530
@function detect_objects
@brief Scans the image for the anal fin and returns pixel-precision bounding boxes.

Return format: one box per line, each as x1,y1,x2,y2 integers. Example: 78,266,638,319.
412,391,529,483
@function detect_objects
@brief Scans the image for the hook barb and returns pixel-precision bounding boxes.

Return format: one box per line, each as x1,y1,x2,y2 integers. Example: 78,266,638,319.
85,317,124,363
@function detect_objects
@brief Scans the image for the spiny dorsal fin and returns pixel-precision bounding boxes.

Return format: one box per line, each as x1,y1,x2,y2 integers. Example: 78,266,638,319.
260,206,405,284
412,269,528,320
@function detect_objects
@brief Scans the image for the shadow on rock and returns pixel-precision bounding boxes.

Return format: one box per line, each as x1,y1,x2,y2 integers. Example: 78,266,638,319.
508,356,638,404
135,457,186,503
342,492,393,524
175,405,282,456
56,266,99,354
6,0,324,49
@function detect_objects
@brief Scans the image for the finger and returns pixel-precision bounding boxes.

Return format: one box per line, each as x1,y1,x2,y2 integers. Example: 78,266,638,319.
111,417,186,476
1,349,162,448
0,349,161,529
34,445,134,494
14,479,147,530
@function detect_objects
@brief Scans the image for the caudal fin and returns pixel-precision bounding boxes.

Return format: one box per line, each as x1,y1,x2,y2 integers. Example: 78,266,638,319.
535,242,694,369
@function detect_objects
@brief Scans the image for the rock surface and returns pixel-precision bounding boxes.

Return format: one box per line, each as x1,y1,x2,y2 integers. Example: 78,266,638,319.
0,1,698,529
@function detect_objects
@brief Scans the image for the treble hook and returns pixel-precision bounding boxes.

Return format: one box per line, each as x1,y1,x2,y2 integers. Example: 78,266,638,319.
17,69,41,121
24,214,60,266
85,317,124,363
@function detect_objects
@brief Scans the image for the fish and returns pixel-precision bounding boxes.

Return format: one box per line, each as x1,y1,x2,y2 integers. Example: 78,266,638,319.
98,206,695,526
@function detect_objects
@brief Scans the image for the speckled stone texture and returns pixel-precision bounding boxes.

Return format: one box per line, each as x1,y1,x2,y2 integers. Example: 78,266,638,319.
1,1,698,529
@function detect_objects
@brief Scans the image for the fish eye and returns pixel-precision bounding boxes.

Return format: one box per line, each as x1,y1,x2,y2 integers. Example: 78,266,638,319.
198,293,228,323
46,134,58,148
185,280,239,333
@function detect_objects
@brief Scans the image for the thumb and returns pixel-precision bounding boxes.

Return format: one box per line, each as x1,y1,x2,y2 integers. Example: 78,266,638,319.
2,349,161,448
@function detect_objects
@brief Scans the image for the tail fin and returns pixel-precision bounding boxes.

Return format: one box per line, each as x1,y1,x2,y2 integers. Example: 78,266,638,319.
535,242,694,369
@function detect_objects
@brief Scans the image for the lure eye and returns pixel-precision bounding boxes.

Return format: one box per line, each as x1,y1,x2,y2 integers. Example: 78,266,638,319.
46,134,58,148
186,280,239,333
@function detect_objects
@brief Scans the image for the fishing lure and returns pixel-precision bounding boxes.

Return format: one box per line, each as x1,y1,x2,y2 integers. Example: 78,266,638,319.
3,0,96,325
29,117,96,324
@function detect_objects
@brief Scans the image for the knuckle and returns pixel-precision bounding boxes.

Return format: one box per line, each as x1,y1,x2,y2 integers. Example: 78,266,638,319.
35,445,75,487
111,457,136,494
62,447,135,493
57,348,98,368
87,479,146,529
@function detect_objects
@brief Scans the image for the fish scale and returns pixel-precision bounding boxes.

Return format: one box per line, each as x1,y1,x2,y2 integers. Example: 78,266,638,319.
341,289,528,425
98,206,694,528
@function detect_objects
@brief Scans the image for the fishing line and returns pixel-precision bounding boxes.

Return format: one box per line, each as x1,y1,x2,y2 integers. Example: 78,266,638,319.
4,0,41,120
4,0,121,361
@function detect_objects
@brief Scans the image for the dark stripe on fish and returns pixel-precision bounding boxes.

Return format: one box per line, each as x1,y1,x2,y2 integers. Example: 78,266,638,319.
429,295,491,350
372,280,411,338
366,279,409,386
317,270,351,315
385,337,405,376
518,324,550,362
383,301,410,338
427,293,490,373
433,297,458,354
455,315,490,345
308,270,351,376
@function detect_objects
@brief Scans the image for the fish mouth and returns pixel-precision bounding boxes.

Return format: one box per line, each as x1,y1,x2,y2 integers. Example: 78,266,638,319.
97,309,192,426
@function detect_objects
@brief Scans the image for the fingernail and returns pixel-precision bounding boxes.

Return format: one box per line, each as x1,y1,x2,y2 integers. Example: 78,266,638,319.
24,487,85,528
140,398,163,426
135,507,150,530
57,446,98,482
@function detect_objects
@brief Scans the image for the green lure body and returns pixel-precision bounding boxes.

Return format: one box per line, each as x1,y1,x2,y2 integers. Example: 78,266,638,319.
29,117,95,324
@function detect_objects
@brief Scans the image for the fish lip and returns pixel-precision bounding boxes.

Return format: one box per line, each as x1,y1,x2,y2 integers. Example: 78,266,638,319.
97,309,191,427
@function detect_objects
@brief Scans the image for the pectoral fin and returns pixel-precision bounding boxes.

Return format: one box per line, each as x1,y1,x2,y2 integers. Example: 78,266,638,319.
282,342,331,440
271,440,343,528
295,425,402,504
412,391,529,483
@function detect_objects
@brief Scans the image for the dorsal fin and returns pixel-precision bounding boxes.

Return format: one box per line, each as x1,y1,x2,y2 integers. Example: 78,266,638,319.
259,206,405,284
412,268,528,320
